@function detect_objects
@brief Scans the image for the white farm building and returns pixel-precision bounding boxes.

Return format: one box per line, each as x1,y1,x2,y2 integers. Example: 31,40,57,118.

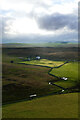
36,56,40,60
62,77,68,80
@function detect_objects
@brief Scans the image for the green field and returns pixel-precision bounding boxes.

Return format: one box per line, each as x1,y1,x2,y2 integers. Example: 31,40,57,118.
50,62,78,81
50,62,79,89
3,93,78,118
54,80,76,89
20,59,64,67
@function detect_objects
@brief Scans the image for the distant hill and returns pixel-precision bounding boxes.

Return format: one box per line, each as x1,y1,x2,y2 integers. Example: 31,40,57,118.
54,41,69,44
2,42,78,48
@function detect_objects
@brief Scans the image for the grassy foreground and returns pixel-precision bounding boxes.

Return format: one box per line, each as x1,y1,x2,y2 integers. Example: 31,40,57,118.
3,93,78,118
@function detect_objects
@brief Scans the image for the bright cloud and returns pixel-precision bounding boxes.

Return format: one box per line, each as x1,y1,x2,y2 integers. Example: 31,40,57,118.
0,0,78,43
4,17,55,35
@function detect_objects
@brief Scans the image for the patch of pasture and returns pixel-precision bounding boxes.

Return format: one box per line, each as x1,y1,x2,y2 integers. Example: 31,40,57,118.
20,59,64,67
50,62,78,81
54,80,76,89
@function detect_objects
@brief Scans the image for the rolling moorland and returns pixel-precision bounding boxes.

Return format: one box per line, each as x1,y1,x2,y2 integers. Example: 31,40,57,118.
2,42,78,48
2,44,80,118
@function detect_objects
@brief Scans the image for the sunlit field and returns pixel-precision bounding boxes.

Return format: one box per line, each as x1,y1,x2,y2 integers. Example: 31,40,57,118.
50,62,78,81
50,62,79,89
20,59,64,67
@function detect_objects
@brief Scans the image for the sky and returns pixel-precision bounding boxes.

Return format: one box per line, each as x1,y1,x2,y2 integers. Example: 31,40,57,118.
0,0,79,43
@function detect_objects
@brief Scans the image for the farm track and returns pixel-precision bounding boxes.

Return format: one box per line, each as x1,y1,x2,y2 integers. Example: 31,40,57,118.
3,61,68,106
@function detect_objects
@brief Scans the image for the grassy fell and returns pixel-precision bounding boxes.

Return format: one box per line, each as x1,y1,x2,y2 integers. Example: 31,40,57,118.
2,63,61,103
2,93,78,118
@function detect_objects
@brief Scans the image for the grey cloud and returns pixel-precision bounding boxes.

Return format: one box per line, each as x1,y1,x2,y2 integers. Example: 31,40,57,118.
1,16,15,36
36,13,78,31
0,17,3,36
0,16,8,37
